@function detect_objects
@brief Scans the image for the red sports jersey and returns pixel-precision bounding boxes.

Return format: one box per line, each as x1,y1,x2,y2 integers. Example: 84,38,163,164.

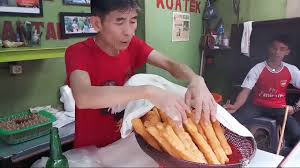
65,36,153,148
242,62,300,108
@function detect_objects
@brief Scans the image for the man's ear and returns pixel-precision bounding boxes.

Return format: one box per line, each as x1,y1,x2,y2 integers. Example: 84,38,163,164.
90,16,102,33
286,48,291,56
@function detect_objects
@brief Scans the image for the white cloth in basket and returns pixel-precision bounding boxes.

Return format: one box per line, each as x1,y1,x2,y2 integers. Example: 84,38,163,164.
118,74,253,139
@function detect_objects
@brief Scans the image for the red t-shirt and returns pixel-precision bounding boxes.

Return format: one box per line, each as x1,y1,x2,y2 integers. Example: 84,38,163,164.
253,67,291,108
241,61,300,108
65,36,153,148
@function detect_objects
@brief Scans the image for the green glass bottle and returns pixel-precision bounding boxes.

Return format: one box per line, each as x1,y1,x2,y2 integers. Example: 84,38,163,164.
46,127,69,168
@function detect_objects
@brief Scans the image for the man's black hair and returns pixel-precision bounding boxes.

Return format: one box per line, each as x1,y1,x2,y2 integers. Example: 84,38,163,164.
271,34,292,49
91,0,140,19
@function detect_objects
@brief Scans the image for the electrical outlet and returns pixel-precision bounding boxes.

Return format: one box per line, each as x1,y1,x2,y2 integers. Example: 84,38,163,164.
10,65,23,75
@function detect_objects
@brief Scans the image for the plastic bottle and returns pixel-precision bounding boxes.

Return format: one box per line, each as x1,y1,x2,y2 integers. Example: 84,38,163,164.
217,24,224,46
16,33,20,42
222,34,230,47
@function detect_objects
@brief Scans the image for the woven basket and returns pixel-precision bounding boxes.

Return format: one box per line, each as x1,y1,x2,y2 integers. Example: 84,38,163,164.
135,126,256,168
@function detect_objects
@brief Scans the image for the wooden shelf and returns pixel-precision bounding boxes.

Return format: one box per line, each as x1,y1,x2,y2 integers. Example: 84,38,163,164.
0,47,66,63
207,47,232,51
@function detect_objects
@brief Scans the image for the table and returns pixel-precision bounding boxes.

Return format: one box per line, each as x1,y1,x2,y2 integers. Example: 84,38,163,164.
248,149,284,167
2,122,285,167
0,122,74,168
278,141,300,167
102,135,284,167
36,132,283,168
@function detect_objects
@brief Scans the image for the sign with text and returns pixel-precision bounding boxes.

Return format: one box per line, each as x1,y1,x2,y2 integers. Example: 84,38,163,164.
156,0,201,14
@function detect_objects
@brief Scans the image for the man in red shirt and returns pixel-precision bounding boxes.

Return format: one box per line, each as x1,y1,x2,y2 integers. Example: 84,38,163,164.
65,0,217,148
224,35,300,150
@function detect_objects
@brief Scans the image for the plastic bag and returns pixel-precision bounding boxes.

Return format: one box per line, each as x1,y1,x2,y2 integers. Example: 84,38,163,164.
31,146,103,167
203,0,218,20
31,134,158,167
97,133,158,167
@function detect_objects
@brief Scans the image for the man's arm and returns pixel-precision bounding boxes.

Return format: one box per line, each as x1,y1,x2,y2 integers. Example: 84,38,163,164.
296,99,300,106
224,63,261,113
287,98,300,115
224,88,251,113
147,50,196,81
70,70,189,124
70,70,151,109
147,50,217,124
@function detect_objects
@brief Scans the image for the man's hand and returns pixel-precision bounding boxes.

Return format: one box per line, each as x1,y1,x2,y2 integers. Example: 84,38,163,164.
147,86,190,127
185,76,217,125
223,104,239,114
287,105,296,115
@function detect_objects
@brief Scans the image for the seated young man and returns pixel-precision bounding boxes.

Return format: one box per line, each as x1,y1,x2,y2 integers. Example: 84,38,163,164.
224,35,300,148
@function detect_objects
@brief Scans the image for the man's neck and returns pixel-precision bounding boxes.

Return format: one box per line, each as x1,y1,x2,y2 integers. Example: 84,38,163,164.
266,59,282,70
94,36,120,56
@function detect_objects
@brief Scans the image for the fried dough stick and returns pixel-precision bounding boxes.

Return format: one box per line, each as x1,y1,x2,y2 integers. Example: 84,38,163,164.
187,112,207,141
162,115,207,164
212,121,232,155
156,108,168,123
199,120,229,164
184,119,220,164
156,123,199,163
142,109,161,127
146,125,181,159
131,118,162,151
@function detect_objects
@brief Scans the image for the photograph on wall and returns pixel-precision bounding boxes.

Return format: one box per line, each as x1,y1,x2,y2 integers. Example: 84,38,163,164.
172,12,190,42
0,0,43,16
60,12,97,38
63,0,90,6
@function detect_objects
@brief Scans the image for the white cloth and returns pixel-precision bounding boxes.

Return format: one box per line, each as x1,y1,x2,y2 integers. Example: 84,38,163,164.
60,85,75,112
119,74,253,138
241,21,253,57
52,111,75,128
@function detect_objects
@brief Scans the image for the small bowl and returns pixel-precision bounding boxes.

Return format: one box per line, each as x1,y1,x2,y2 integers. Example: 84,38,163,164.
212,93,223,104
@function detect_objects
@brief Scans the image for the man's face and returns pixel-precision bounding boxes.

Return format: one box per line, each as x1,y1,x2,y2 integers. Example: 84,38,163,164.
268,41,290,62
98,9,138,51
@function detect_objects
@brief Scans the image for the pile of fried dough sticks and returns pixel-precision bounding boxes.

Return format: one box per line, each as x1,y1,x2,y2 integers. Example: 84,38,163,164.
132,107,233,165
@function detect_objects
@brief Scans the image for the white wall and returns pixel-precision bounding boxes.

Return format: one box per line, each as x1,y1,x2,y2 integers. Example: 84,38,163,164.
286,0,300,18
